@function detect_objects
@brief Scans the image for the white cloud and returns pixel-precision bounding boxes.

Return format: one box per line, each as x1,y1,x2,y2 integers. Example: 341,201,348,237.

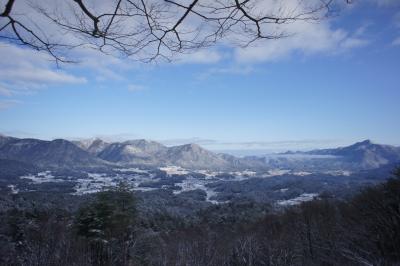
175,50,223,64
0,44,86,95
0,0,376,84
0,0,373,68
0,42,140,98
67,47,137,82
234,18,370,63
0,68,86,84
218,0,375,64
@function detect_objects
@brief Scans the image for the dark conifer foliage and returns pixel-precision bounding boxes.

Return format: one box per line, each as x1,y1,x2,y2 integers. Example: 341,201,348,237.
0,169,399,265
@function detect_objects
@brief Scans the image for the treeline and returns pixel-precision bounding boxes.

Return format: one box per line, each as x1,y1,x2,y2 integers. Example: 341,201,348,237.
0,170,399,266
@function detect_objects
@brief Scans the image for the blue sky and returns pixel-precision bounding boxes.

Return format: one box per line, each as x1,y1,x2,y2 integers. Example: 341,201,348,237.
0,0,399,152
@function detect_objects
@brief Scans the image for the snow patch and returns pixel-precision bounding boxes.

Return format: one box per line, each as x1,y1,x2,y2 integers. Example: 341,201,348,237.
73,172,159,195
8,184,19,194
229,170,257,177
325,170,351,176
277,193,319,206
124,145,142,154
293,171,312,176
20,171,64,184
114,168,149,174
160,166,189,176
173,176,220,204
194,169,220,178
261,169,291,177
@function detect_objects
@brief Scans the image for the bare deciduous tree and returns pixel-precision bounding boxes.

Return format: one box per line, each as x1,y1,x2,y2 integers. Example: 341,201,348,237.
0,0,344,63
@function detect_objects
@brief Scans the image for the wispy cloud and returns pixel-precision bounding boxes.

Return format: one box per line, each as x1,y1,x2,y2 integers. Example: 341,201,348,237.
159,137,218,146
68,47,136,82
0,100,22,110
392,12,400,46
340,37,370,49
0,44,86,95
174,50,223,64
369,0,400,7
394,12,400,28
82,133,141,142
234,21,371,63
0,129,40,138
197,65,255,79
159,137,343,150
0,42,143,101
0,68,86,84
219,139,341,148
0,85,12,96
392,37,400,46
230,0,372,64
127,84,145,92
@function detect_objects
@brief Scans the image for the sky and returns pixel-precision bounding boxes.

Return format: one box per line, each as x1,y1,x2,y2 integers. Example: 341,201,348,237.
0,0,400,152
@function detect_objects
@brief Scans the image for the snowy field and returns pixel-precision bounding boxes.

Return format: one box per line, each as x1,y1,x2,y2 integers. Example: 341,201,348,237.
9,166,350,204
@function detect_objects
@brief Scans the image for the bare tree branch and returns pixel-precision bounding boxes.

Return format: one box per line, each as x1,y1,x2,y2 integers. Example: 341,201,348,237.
0,0,347,63
0,0,15,17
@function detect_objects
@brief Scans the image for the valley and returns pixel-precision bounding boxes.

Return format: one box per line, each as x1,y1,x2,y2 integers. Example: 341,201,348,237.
1,134,398,208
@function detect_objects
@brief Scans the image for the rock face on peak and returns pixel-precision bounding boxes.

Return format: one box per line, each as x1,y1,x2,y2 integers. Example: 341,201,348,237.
98,140,241,170
167,143,203,154
163,143,232,170
98,139,168,165
73,138,110,155
0,137,106,168
1,134,398,171
123,139,167,154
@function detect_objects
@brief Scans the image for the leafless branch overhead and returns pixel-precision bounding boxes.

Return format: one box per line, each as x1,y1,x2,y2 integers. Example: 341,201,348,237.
0,0,342,62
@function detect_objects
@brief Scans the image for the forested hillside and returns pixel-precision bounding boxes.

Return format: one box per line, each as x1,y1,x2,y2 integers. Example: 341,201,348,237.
0,169,399,266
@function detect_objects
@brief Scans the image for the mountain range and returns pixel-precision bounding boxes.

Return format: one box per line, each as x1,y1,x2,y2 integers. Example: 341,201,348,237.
0,134,399,171
279,140,400,170
0,135,105,168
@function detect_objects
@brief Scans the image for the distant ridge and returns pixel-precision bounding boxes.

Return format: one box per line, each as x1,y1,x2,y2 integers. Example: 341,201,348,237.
97,139,168,165
163,143,232,169
1,134,399,171
0,136,107,168
281,140,400,170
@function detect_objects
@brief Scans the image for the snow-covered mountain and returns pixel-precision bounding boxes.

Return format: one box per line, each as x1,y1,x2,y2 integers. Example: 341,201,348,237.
0,134,16,147
98,139,168,165
98,141,236,170
277,140,400,170
73,138,110,155
0,135,399,171
163,143,232,169
0,137,107,168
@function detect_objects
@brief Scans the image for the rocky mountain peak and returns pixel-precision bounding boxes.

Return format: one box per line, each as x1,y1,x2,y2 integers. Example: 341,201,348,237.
352,139,373,148
178,143,202,151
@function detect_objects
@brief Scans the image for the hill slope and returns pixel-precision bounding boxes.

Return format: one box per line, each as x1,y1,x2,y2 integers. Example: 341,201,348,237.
0,138,107,168
306,140,400,169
